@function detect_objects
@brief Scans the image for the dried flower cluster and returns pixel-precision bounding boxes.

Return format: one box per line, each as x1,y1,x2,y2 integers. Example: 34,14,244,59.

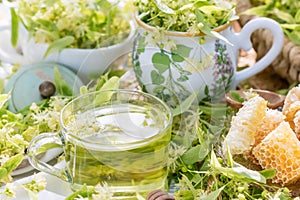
16,0,131,48
134,0,236,35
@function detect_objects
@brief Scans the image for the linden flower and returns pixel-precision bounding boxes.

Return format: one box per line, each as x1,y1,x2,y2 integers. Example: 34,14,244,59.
93,183,113,199
49,96,68,112
47,111,60,130
31,111,50,124
0,155,10,165
29,102,40,113
135,0,236,34
144,29,165,47
24,174,47,193
16,0,131,48
164,39,177,52
0,183,16,198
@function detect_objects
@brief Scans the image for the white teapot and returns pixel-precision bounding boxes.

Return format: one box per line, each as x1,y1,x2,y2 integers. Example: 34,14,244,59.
132,17,284,106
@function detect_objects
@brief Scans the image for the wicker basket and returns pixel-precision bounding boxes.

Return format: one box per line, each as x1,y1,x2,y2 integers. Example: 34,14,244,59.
236,0,299,91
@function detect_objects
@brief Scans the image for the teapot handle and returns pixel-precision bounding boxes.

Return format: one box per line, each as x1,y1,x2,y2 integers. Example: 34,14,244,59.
232,17,284,88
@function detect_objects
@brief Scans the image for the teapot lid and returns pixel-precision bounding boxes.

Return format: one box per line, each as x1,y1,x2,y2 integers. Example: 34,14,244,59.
5,62,83,112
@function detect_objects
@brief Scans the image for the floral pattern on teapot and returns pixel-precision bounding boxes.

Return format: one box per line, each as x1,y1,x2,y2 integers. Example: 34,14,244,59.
132,31,234,106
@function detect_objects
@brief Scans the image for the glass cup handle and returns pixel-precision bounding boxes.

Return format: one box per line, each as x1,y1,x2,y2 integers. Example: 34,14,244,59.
27,132,69,182
232,17,284,88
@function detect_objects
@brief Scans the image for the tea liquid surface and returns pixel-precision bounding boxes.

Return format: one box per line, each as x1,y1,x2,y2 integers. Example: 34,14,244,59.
64,103,171,197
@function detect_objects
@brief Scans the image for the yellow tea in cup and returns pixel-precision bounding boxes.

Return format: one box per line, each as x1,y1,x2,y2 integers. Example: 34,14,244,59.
28,90,172,199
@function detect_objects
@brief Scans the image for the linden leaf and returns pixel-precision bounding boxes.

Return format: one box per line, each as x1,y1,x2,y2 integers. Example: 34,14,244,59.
151,70,165,85
43,36,75,59
10,8,19,47
54,66,74,96
171,44,192,62
152,0,175,14
152,52,170,73
0,94,10,109
1,153,24,176
199,186,225,200
137,36,146,54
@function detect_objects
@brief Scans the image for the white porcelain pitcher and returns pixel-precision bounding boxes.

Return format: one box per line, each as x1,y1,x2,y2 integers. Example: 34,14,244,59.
132,17,284,106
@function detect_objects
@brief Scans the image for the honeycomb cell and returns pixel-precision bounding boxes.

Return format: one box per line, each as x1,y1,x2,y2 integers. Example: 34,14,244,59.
282,85,300,134
224,96,267,155
254,109,285,147
253,122,300,186
294,110,300,139
292,163,298,170
280,154,286,160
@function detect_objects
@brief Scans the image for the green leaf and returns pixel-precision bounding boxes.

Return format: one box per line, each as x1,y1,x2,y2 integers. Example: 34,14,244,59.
229,91,244,103
36,143,62,154
91,72,109,91
151,70,165,85
80,86,89,95
99,76,120,91
211,151,266,183
171,44,192,62
241,5,269,16
286,30,300,45
181,174,198,199
1,154,24,178
54,67,74,96
43,36,75,59
199,186,225,200
195,8,204,22
295,10,300,23
208,31,233,46
0,94,10,109
0,79,4,94
224,142,234,167
137,36,146,54
224,165,266,183
10,8,19,47
273,9,295,23
152,52,170,73
195,9,232,45
181,144,210,164
0,168,8,180
210,150,222,169
199,106,228,117
65,184,95,200
259,169,276,179
194,0,211,8
108,69,127,79
281,24,300,30
152,0,175,14
172,90,199,116
93,76,120,105
204,85,209,96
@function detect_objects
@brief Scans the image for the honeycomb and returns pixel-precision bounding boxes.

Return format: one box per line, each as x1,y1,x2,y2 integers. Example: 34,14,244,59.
282,85,300,131
224,95,267,155
254,109,285,147
294,110,300,140
252,121,300,186
282,85,300,115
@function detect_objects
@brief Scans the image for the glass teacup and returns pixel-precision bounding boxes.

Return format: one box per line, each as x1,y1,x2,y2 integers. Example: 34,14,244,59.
27,89,172,199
